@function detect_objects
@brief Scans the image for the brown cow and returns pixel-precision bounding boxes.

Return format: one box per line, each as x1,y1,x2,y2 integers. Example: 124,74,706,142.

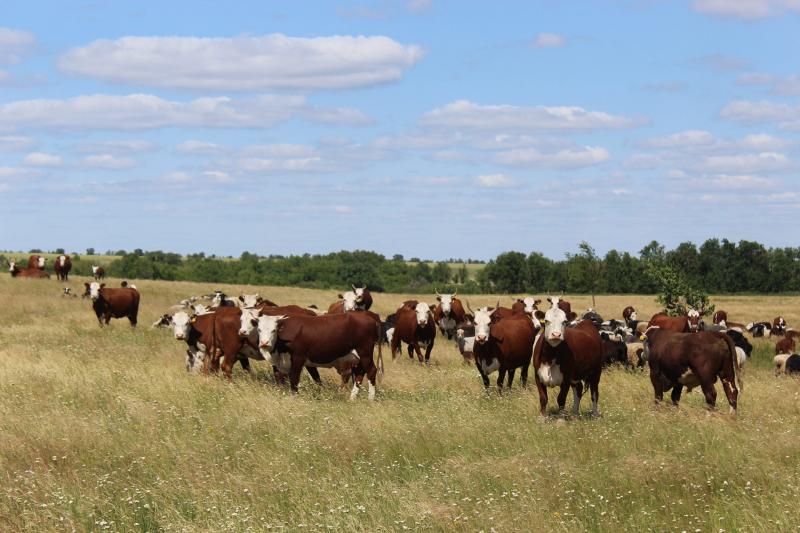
776,337,796,355
166,309,218,372
534,298,603,417
786,329,800,340
713,310,728,325
622,306,639,329
511,296,542,318
254,311,383,398
472,308,535,391
648,309,702,333
92,265,106,280
28,254,46,270
84,282,139,327
642,327,742,413
391,301,436,363
773,316,788,336
8,260,50,279
54,254,72,281
432,291,466,339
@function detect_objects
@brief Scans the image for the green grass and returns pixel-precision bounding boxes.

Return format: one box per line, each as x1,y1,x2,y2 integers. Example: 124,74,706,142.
1,275,799,531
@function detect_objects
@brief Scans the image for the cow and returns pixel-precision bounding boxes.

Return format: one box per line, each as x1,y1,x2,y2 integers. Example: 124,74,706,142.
8,260,50,278
28,255,46,270
352,285,373,310
775,353,792,375
712,310,728,326
91,265,106,280
622,306,640,331
773,316,788,336
168,310,218,372
581,308,604,328
648,309,702,333
511,297,543,319
61,287,77,298
455,325,475,363
472,308,535,391
776,337,797,356
391,302,436,364
431,291,466,340
533,299,603,418
381,313,397,346
726,329,752,367
327,291,359,314
641,327,742,413
84,282,139,327
786,355,800,375
254,311,383,399
548,296,577,322
786,329,800,340
54,255,72,281
238,294,272,309
210,291,238,308
746,322,772,338
599,333,629,368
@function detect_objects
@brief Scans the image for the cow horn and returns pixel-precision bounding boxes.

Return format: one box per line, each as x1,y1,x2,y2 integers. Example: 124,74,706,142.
453,289,457,297
352,284,357,291
435,288,441,297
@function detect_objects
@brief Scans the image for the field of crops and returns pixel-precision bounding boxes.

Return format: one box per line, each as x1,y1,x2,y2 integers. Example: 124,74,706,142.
1,274,799,531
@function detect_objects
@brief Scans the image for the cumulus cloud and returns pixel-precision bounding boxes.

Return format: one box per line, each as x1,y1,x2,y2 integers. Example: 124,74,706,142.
495,146,610,168
0,93,366,131
693,0,800,20
693,152,791,173
59,34,424,91
23,152,62,167
0,27,36,64
420,100,640,131
203,170,232,183
474,173,516,188
720,99,800,130
532,32,566,49
83,154,137,170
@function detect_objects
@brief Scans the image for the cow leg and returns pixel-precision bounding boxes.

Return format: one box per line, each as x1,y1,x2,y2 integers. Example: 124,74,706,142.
413,343,425,363
589,379,600,418
390,336,401,360
305,366,322,385
507,369,516,390
272,365,287,385
407,344,414,359
556,383,570,414
571,382,584,416
520,361,530,388
424,340,434,364
364,358,378,401
238,356,252,374
220,343,239,381
670,385,683,406
128,314,137,328
721,379,738,415
496,368,506,393
535,375,548,417
289,355,304,394
650,371,664,405
700,380,717,410
475,359,490,388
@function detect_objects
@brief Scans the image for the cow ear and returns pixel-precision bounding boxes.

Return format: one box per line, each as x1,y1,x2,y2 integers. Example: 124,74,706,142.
251,318,258,326
84,282,89,288
100,283,106,289
256,296,263,304
436,295,442,301
337,293,343,299
238,295,245,302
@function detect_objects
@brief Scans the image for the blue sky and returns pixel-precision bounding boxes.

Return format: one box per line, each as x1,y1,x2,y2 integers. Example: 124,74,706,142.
1,0,798,259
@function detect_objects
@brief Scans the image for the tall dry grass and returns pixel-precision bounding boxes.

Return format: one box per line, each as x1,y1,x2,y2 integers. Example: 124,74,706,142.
1,274,799,532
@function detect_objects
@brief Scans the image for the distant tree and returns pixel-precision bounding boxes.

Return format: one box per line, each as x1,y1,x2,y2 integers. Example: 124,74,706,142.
29,248,42,253
646,261,714,317
432,262,452,284
54,248,65,254
486,252,528,293
392,254,404,262
86,247,95,255
639,240,665,263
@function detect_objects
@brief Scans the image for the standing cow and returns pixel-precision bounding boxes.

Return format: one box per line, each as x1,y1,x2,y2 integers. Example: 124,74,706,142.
648,309,702,333
54,254,72,281
168,309,217,372
472,308,535,391
352,285,373,310
773,316,788,336
84,282,140,327
533,298,603,417
512,296,543,319
391,302,436,364
432,291,466,340
91,265,106,280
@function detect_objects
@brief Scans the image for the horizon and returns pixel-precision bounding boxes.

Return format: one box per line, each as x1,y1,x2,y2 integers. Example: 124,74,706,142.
1,1,798,258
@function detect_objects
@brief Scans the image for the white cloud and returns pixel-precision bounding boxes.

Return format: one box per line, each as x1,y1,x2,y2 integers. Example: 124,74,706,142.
23,152,62,167
695,53,749,72
333,204,353,213
176,140,225,155
239,157,324,173
0,165,39,179
474,173,515,188
495,146,610,168
0,27,36,65
694,152,791,173
0,93,362,131
532,32,566,49
736,72,776,86
0,135,36,151
775,74,800,95
59,34,424,91
421,100,639,131
302,106,371,125
241,143,316,158
693,0,800,20
411,175,459,186
203,170,232,183
720,99,800,130
707,174,774,188
162,171,191,183
76,140,153,153
641,130,715,149
406,0,433,13
84,154,136,170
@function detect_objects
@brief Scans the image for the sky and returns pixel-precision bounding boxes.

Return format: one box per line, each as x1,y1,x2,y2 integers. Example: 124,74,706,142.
0,0,798,260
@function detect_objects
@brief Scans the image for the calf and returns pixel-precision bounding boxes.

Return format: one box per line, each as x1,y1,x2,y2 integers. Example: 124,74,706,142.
455,325,475,363
599,333,629,368
648,309,702,333
91,265,106,280
352,285,373,310
726,329,752,367
210,291,238,308
432,291,466,340
786,355,800,375
8,260,50,279
472,308,535,391
84,282,139,327
642,327,741,413
54,254,72,281
391,302,436,363
534,300,603,417
61,287,77,298
776,337,797,356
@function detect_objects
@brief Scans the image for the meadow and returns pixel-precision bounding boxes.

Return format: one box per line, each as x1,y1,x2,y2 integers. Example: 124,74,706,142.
1,274,799,532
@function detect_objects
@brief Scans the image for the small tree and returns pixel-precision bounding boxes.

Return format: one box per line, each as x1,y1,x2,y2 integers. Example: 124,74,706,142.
645,261,714,317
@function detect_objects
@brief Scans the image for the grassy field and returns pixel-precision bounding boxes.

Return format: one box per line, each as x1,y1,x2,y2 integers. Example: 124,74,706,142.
1,275,799,532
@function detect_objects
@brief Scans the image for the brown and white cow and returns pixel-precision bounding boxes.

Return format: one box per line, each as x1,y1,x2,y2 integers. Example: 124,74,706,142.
8,260,50,279
773,316,788,336
28,255,46,270
352,285,373,310
84,282,140,327
254,311,383,398
327,291,359,314
431,291,466,340
648,309,702,333
91,265,106,280
776,337,796,356
534,299,603,417
641,327,742,413
168,309,218,372
238,293,277,309
391,302,436,363
472,308,535,391
512,296,543,319
712,310,728,326
54,254,72,281
622,306,639,329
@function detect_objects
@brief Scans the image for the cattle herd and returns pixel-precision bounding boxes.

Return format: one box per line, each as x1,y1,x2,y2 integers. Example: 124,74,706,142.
7,253,800,416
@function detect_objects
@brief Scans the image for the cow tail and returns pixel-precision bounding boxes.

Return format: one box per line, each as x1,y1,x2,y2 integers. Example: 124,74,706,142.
721,332,743,392
376,320,384,376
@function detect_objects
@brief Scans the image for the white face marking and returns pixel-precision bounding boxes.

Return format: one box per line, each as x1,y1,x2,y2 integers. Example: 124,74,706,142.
544,304,568,346
414,302,430,325
8,261,15,272
341,291,358,311
58,255,66,267
170,311,193,341
687,309,701,331
630,311,638,321
353,287,365,303
211,293,225,307
37,257,45,268
256,315,284,354
239,294,261,308
480,357,500,375
239,307,260,337
92,265,99,274
437,293,454,315
537,362,563,387
523,296,537,315
473,308,493,344
87,282,102,301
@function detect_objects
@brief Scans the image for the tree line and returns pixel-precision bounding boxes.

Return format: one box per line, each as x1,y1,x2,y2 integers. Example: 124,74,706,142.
3,239,798,294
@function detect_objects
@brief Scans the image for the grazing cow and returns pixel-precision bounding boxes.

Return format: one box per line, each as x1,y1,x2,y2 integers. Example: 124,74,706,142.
641,327,741,413
54,255,72,281
8,260,50,278
786,355,800,375
599,333,629,368
472,308,535,391
455,325,475,363
534,300,603,417
512,297,542,318
254,311,383,398
726,329,752,367
626,342,645,368
391,302,436,363
432,291,466,340
28,255,46,270
327,291,359,314
168,310,218,372
747,322,772,338
381,313,397,346
91,266,106,280
776,337,797,356
352,285,373,311
712,310,728,326
648,309,702,333
773,316,788,336
786,329,800,340
84,282,139,327
774,353,792,375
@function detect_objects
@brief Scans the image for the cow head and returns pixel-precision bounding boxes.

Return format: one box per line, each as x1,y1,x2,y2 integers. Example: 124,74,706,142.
414,302,431,326
59,255,66,267
63,287,71,295
211,291,227,307
687,308,701,332
255,314,287,353
238,294,262,309
544,300,569,347
776,316,787,330
352,285,366,303
339,291,358,311
239,306,260,337
91,265,99,274
36,256,45,268
170,310,195,341
84,282,104,301
519,296,540,316
435,290,456,316
152,313,172,328
473,308,495,344
8,260,15,272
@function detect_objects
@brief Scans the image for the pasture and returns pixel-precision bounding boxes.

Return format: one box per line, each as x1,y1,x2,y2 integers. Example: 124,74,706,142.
1,274,799,532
